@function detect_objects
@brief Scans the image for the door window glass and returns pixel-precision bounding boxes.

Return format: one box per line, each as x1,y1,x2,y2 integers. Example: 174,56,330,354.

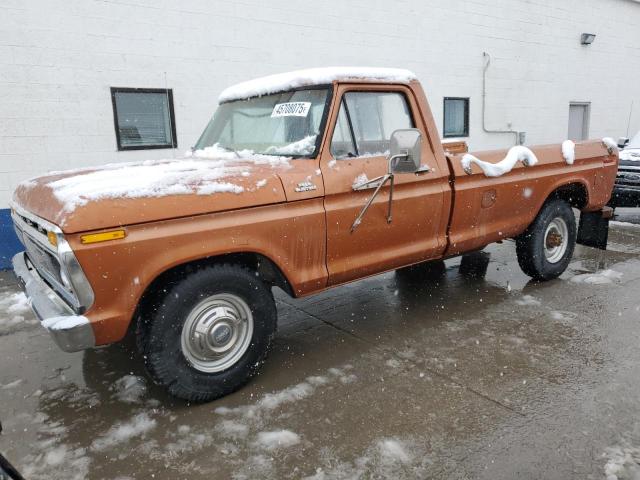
331,92,413,159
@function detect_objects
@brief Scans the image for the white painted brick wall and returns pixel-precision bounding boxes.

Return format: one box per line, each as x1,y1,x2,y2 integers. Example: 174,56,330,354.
1,0,639,207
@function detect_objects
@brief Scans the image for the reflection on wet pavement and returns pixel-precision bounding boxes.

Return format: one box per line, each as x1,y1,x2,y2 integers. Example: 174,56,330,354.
1,219,640,479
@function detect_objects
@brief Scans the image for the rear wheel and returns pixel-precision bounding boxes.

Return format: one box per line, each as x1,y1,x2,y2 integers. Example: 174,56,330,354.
516,199,576,280
137,264,277,403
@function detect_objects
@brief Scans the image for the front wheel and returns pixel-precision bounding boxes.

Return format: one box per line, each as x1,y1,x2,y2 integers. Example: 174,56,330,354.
138,264,277,403
516,199,576,281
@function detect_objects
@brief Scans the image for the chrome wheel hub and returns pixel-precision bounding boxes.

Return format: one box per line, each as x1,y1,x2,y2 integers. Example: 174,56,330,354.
181,293,254,373
544,217,569,264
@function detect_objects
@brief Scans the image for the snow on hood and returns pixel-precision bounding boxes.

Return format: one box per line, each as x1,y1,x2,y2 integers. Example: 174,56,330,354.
461,146,538,177
34,145,290,214
218,67,417,103
13,145,291,231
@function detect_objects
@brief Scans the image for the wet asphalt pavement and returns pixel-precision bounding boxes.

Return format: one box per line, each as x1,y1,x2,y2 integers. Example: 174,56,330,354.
2,209,640,479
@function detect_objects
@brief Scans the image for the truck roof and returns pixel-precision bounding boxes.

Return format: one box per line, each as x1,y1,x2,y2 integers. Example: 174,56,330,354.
218,66,417,103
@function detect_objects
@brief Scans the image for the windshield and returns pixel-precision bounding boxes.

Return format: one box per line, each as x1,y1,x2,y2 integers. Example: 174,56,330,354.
195,88,330,157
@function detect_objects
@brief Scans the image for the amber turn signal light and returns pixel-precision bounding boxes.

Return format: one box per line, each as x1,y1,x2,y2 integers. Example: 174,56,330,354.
47,231,58,247
80,229,126,244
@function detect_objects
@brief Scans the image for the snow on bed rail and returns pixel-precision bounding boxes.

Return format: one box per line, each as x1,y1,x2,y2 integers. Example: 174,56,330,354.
602,137,619,155
562,140,575,165
219,67,417,103
461,146,538,177
38,144,292,214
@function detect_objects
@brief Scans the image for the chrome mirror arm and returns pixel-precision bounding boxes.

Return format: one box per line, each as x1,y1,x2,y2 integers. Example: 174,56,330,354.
350,173,393,232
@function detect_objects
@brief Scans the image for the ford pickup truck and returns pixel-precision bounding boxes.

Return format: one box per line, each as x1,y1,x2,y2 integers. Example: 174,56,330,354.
10,67,618,402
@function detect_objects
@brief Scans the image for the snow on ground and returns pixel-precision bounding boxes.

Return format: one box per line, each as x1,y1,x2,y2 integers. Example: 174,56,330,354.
1,378,23,389
111,375,147,404
515,294,541,306
570,269,623,285
303,437,422,479
612,221,640,229
562,140,575,165
218,67,416,103
91,412,157,451
253,430,301,450
461,146,538,177
603,446,640,480
20,414,91,480
0,291,36,335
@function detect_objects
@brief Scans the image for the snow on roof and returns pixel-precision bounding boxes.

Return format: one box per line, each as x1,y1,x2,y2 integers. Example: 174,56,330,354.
218,67,417,103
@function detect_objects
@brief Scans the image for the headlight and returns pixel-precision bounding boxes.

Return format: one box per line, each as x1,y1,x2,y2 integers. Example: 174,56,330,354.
56,236,95,313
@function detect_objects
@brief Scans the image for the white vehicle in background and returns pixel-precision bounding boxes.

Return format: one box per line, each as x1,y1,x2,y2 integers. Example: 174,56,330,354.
610,131,640,207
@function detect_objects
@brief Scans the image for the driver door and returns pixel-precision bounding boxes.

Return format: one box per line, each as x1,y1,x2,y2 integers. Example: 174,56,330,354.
321,84,449,286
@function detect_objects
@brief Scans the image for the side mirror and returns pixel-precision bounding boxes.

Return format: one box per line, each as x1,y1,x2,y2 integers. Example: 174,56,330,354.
388,129,422,174
618,137,629,149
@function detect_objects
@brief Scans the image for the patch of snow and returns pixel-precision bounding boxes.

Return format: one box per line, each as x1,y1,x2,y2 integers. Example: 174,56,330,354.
515,295,541,306
41,315,89,331
378,438,412,463
570,269,623,285
611,221,640,229
328,159,337,169
523,187,533,198
603,137,620,156
461,146,538,177
253,430,301,450
219,67,416,103
45,145,294,214
562,139,576,165
111,375,147,404
604,446,640,480
91,413,157,451
265,135,317,156
0,291,36,335
1,379,23,389
216,420,249,439
255,179,267,188
352,173,370,188
315,168,322,176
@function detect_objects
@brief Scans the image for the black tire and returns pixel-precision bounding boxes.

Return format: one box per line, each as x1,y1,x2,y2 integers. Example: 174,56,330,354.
137,264,277,403
516,199,576,281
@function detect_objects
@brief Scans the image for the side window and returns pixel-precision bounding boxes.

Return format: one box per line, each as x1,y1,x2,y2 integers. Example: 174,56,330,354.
330,92,414,159
330,100,357,159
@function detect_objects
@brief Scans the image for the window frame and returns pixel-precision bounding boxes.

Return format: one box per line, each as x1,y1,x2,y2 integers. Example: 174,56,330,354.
329,89,415,160
442,97,469,138
110,87,178,151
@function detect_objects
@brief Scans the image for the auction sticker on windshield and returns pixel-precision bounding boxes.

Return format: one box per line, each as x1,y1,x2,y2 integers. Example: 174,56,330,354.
271,102,311,117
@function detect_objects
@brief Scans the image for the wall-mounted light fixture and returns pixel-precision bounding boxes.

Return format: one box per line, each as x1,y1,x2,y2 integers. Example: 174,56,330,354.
581,33,596,45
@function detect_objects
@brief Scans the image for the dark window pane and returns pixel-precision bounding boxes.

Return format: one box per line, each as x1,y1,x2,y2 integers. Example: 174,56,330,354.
443,98,468,137
113,90,175,149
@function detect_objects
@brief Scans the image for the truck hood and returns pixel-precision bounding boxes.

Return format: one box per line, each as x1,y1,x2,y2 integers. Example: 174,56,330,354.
12,155,290,233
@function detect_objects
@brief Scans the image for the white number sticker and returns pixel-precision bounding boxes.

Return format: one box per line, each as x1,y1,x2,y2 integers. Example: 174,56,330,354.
271,102,311,118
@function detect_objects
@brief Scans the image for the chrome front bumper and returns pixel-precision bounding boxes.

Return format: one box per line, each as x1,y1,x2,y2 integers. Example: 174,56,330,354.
12,252,95,352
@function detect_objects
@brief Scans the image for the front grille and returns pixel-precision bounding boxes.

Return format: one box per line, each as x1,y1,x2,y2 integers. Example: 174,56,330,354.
23,234,64,286
615,168,640,187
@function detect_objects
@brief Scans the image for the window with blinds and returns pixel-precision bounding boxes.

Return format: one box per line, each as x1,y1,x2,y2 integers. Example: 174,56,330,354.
443,97,469,138
111,88,177,150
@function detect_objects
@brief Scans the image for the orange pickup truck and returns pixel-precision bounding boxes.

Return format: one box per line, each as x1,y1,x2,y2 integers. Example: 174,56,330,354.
11,67,617,402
